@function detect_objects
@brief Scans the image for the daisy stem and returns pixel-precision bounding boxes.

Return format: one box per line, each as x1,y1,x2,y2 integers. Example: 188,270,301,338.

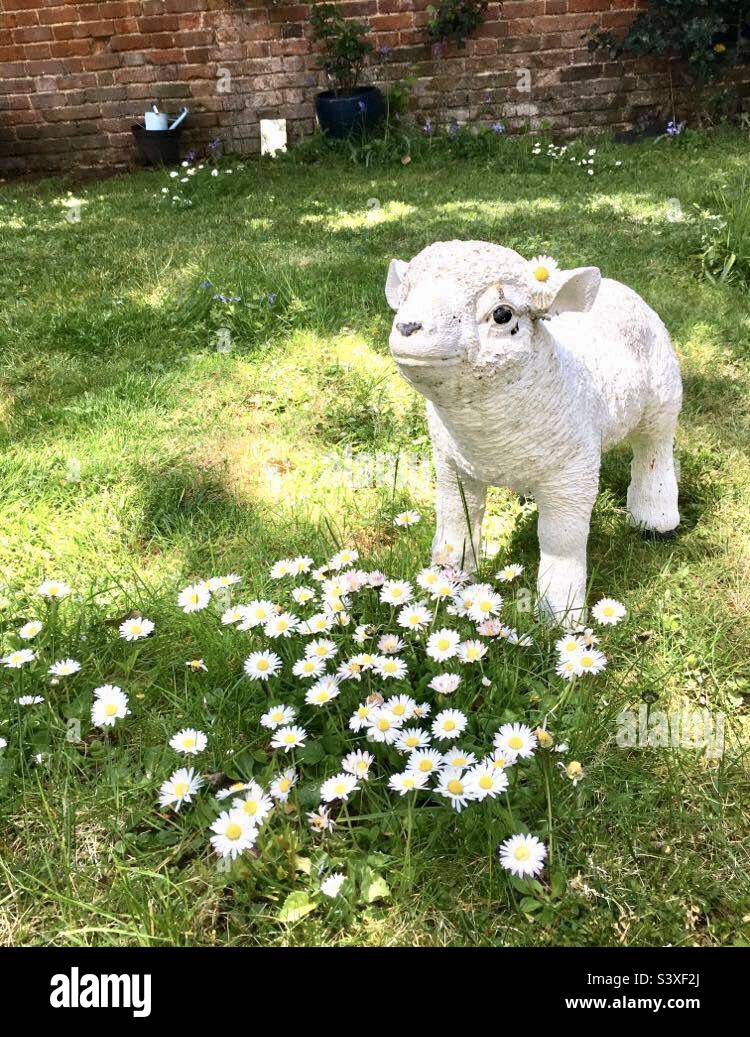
542,755,554,865
403,795,414,891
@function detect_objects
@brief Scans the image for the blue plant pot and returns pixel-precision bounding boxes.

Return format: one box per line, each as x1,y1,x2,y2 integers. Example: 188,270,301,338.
315,85,386,139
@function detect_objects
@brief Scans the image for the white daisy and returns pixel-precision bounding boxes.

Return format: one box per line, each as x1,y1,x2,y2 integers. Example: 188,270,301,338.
385,693,417,722
436,767,472,811
394,510,421,527
206,573,242,590
426,628,461,662
494,722,537,759
406,747,443,777
307,806,335,832
15,695,44,705
305,638,337,660
342,749,374,780
237,599,277,629
270,725,307,752
337,659,364,682
380,579,413,606
389,770,429,795
556,657,577,680
305,676,340,706
119,616,154,641
270,559,293,579
464,762,509,800
221,605,248,626
329,547,359,570
443,747,477,769
416,566,442,590
37,579,71,600
2,648,36,668
48,658,81,677
320,872,346,897
298,612,334,635
496,564,523,583
169,728,207,755
428,672,461,695
216,781,252,801
365,707,403,744
377,633,405,654
18,620,43,640
527,254,560,291
260,704,296,730
349,702,374,732
591,597,627,626
292,656,325,680
177,583,211,613
484,748,518,770
91,685,130,727
397,602,431,631
395,726,431,753
270,768,297,801
457,639,487,664
412,702,432,720
292,586,316,605
571,647,607,676
232,782,273,825
432,708,467,741
353,623,372,644
158,767,204,811
320,772,359,803
264,611,298,638
373,655,408,681
499,833,547,877
185,658,208,672
210,809,257,859
467,589,504,624
243,650,282,681
291,555,313,574
556,634,584,657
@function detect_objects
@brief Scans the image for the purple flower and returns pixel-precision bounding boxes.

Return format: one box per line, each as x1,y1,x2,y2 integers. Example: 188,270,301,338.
199,279,211,289
491,121,505,134
185,149,197,163
423,117,434,135
357,99,366,112
379,44,391,56
208,138,221,150
666,120,685,136
449,121,459,138
267,293,277,307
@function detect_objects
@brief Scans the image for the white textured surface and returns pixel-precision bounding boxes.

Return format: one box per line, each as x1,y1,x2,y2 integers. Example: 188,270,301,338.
386,240,682,624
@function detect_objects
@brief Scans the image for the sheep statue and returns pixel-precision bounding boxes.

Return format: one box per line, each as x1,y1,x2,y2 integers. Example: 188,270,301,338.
385,240,682,624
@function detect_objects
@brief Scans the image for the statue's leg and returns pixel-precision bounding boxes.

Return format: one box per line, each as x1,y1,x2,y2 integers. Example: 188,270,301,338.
626,414,680,535
535,485,597,627
432,447,487,571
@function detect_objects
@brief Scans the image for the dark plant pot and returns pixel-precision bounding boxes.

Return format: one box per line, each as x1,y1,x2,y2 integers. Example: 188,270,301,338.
315,85,386,139
131,124,184,167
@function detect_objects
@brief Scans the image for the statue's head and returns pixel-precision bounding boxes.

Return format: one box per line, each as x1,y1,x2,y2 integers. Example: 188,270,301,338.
385,241,600,401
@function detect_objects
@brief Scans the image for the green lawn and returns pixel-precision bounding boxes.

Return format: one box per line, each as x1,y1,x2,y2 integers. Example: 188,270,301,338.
1,129,749,946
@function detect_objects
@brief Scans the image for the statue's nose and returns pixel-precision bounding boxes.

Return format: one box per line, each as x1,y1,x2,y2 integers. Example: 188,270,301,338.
396,321,422,337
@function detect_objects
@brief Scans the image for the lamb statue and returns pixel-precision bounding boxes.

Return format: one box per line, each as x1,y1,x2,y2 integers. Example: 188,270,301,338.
385,240,682,624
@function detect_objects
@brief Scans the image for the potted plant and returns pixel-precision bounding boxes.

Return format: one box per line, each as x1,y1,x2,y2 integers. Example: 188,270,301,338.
310,3,385,138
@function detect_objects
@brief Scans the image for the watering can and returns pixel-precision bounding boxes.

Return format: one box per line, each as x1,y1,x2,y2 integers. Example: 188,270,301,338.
143,105,189,132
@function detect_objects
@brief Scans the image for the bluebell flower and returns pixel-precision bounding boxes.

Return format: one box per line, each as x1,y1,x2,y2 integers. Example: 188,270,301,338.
357,99,366,112
666,120,685,136
423,118,434,135
268,293,277,307
199,279,211,289
491,121,505,134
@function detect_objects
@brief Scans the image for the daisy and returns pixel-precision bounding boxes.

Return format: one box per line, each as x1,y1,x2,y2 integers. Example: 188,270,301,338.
353,623,372,644
237,599,277,629
365,708,403,744
350,651,377,671
432,708,467,741
556,657,577,681
484,748,518,770
243,650,282,681
307,806,335,833
216,781,252,801
556,634,583,657
397,602,431,631
169,728,207,755
395,726,431,753
329,547,359,570
291,555,313,574
264,611,298,638
158,767,204,811
571,647,607,676
260,704,296,729
496,564,523,583
91,685,130,727
337,659,363,682
535,727,554,749
119,616,154,641
561,759,584,785
416,567,442,591
443,747,477,769
0,738,6,750
18,620,43,640
592,597,627,626
270,559,293,579
385,693,417,722
366,571,386,587
464,762,508,800
15,695,44,705
48,658,81,677
177,583,210,613
436,767,472,811
468,588,503,624
37,579,71,600
394,510,421,527
292,586,316,605
458,639,487,664
232,782,273,825
389,770,429,795
406,747,443,777
427,577,456,601
320,772,359,803
412,702,432,720
342,749,374,780
578,627,600,648
426,628,461,662
428,672,461,695
186,658,208,672
305,676,340,706
210,809,257,859
499,833,547,878
349,702,374,732
271,725,307,752
221,605,248,626
494,722,537,759
270,768,297,801
305,638,337,660
380,580,413,606
377,633,405,654
373,655,408,681
298,612,333,635
527,254,560,290
2,648,35,668
207,573,242,590
292,656,325,680
320,872,346,897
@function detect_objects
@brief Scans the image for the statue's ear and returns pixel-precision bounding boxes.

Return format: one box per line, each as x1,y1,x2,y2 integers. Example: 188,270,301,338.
540,267,601,316
385,258,408,310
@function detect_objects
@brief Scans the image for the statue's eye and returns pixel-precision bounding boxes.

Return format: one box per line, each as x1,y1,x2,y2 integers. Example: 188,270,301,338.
492,305,514,325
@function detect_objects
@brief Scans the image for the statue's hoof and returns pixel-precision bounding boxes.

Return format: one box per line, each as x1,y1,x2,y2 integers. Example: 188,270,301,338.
637,526,679,542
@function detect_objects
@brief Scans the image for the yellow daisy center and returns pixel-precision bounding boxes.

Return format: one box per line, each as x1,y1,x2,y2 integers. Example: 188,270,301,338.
225,823,242,840
377,718,390,732
183,736,195,747
334,783,346,795
443,719,456,731
514,845,531,861
479,775,492,790
405,736,419,747
243,801,258,815
448,779,463,795
257,659,269,670
419,760,432,772
105,703,117,717
279,778,291,792
533,266,549,282
173,782,189,797
283,732,296,744
508,735,523,750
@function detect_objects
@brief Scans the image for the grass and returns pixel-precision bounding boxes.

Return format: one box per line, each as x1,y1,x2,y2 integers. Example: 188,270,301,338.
1,127,749,947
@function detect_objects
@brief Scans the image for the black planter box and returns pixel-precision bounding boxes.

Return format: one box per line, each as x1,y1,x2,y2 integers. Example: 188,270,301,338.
132,124,183,167
315,85,385,140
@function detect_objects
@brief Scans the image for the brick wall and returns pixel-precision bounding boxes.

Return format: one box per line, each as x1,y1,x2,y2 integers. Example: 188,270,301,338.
0,1,738,175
